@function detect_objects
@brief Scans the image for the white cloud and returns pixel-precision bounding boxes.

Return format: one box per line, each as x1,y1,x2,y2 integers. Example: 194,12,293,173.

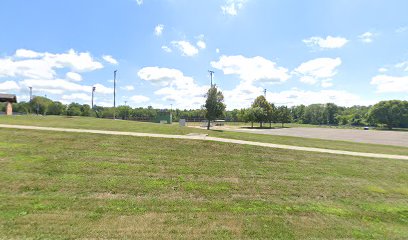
171,40,199,57
161,45,172,53
62,93,91,102
197,40,206,49
378,67,388,73
293,57,342,86
138,67,208,109
66,72,82,82
122,85,135,91
102,55,118,65
135,0,143,5
303,36,349,49
216,48,220,54
221,0,247,16
267,89,365,107
154,24,164,36
93,83,114,94
0,81,20,92
0,49,103,80
371,75,408,93
395,61,408,71
15,49,43,58
321,79,333,88
211,55,290,84
130,95,150,103
359,32,374,43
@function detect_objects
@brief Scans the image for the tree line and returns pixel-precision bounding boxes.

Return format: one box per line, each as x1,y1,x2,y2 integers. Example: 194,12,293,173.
2,94,407,130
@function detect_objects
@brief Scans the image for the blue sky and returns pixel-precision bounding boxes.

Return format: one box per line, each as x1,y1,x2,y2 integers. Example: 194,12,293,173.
0,0,407,109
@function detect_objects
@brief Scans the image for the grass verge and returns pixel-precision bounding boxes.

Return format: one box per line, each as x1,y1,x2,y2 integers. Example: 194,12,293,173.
0,128,407,239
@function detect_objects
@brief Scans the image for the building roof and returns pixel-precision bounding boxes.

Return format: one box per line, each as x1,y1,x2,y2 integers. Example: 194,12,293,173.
0,94,17,103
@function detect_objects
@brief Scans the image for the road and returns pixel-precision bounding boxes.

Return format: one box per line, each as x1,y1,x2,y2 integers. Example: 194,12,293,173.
0,124,407,160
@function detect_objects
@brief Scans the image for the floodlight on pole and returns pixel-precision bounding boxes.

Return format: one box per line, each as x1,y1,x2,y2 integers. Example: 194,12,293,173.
113,70,117,120
91,86,96,109
208,70,215,87
29,87,33,102
264,89,267,98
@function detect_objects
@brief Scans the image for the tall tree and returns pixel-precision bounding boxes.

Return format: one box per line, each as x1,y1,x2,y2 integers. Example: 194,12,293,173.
368,100,408,129
277,106,291,127
204,86,226,130
251,95,272,128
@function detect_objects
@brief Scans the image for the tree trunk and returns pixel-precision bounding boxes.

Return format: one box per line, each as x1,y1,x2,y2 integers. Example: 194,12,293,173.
207,120,211,130
282,122,284,128
269,121,272,128
251,122,253,128
260,122,263,128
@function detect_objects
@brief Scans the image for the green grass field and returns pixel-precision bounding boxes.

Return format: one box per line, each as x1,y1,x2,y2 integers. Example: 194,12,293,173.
1,115,408,155
0,128,407,239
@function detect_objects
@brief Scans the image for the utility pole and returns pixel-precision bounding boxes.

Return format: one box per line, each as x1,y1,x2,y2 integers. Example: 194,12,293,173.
208,70,215,87
91,86,96,109
113,70,117,120
29,87,33,102
264,89,267,98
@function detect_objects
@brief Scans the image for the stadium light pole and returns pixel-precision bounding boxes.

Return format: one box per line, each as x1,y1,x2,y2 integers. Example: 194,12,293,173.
113,70,117,120
264,89,267,98
29,87,33,102
208,70,214,87
91,86,96,109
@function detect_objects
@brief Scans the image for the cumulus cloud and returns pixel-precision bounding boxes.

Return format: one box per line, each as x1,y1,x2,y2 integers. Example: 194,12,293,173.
359,32,375,43
293,57,342,86
303,36,349,49
0,81,20,92
122,85,135,91
0,49,103,80
102,55,118,65
135,0,143,5
130,95,150,103
395,61,408,71
62,93,91,102
161,45,172,53
66,72,82,82
211,55,290,84
171,40,199,57
15,49,43,58
137,66,208,108
371,75,408,93
197,40,206,49
221,0,247,16
154,24,164,36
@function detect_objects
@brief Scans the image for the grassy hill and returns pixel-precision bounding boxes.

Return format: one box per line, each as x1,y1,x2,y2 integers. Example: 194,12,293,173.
0,126,407,238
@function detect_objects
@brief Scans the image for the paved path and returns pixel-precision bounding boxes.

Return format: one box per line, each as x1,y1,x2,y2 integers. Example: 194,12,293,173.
227,127,408,147
1,124,407,161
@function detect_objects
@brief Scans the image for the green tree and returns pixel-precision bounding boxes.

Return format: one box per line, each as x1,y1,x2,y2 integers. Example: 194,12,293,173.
251,95,272,128
204,86,226,130
66,103,82,116
277,106,291,127
48,101,66,115
368,100,408,129
30,96,53,115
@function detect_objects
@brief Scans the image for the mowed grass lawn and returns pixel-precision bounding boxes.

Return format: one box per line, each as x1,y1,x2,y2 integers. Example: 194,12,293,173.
1,115,408,156
0,128,407,239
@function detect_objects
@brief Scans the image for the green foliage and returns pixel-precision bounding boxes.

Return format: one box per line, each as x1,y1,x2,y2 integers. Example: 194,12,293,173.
251,95,273,127
204,86,226,129
368,100,408,129
67,103,83,116
277,106,291,127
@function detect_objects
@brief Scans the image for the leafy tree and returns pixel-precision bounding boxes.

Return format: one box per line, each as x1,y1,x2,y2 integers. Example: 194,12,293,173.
48,101,66,115
66,103,83,116
368,100,408,129
277,106,291,127
251,95,272,128
30,96,53,115
204,86,226,130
